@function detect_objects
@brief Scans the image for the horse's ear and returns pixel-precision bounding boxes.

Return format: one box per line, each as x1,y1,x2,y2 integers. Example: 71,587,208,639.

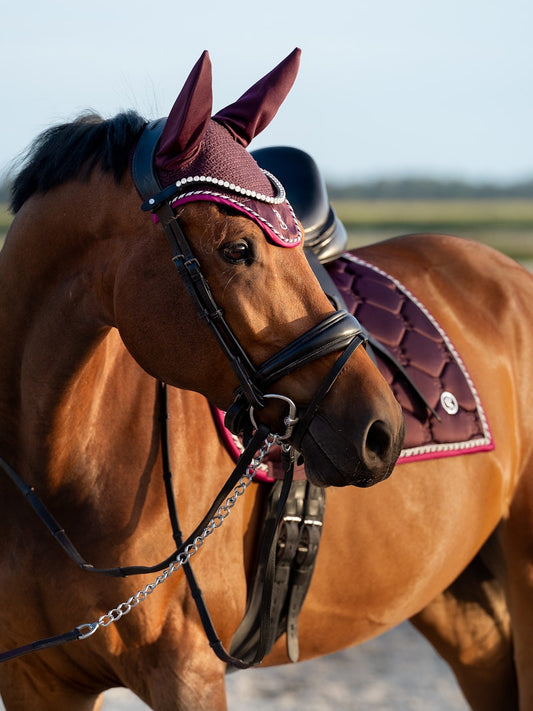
156,51,213,170
213,48,301,147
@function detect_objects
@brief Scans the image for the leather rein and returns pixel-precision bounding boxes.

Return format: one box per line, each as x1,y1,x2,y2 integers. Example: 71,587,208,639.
0,391,274,661
0,121,367,667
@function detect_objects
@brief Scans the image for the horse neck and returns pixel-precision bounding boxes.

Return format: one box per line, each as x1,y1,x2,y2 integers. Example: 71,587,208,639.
0,176,249,546
0,176,254,600
0,177,142,482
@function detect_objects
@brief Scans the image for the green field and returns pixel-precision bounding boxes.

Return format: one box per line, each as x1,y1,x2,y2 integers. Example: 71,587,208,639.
2,199,533,260
333,199,533,261
0,205,10,245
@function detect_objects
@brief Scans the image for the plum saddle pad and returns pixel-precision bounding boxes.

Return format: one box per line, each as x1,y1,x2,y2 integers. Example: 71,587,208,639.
326,253,493,464
212,252,494,481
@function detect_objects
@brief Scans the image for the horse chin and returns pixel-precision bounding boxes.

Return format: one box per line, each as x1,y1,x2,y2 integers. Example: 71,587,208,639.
298,412,404,488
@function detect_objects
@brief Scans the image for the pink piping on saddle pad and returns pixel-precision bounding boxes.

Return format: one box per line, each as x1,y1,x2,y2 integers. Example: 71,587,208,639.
210,407,275,483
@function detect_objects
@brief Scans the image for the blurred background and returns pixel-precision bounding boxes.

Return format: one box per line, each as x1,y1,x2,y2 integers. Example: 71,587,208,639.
1,1,531,708
2,0,532,258
1,0,532,258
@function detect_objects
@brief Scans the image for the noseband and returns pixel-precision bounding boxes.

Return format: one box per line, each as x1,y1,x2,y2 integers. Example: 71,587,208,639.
132,120,367,443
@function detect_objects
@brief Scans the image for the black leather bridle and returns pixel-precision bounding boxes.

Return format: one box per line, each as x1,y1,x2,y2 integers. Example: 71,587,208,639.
131,120,367,443
0,123,369,668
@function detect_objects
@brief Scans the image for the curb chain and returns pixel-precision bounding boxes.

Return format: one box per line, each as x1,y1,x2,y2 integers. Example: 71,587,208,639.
77,434,275,641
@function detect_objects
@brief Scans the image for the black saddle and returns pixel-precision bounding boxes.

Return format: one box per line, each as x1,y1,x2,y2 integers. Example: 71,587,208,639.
251,146,347,263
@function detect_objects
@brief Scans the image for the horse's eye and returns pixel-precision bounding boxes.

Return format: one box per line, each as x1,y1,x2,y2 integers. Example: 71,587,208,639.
222,240,254,265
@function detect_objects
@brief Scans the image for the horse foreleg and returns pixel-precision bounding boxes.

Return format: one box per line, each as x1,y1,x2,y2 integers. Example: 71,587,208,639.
118,626,229,711
410,553,518,711
146,665,228,711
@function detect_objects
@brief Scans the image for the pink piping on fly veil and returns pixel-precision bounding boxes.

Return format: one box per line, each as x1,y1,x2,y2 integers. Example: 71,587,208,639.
152,49,303,248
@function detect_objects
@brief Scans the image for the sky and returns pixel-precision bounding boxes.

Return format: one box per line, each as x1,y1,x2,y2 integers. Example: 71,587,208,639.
2,0,532,185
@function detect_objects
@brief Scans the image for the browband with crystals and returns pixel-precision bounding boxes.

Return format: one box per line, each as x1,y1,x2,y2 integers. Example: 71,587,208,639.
171,170,286,205
138,115,302,248
145,169,302,249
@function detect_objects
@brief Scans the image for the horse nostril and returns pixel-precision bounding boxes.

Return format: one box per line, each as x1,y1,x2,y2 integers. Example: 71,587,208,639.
365,420,393,462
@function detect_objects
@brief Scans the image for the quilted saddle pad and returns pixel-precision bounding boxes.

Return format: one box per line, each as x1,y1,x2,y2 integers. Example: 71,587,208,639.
213,252,494,479
327,253,493,463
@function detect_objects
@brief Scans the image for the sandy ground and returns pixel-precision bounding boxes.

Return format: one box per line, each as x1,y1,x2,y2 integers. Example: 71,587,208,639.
0,622,469,710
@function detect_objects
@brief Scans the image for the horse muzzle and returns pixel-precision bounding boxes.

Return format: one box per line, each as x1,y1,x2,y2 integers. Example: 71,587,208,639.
226,310,405,488
299,409,406,488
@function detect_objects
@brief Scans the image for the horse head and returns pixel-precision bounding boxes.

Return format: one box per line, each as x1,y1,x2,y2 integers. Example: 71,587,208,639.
115,50,405,487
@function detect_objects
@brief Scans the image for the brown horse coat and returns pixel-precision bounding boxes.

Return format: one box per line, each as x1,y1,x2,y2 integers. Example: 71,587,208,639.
1,51,532,711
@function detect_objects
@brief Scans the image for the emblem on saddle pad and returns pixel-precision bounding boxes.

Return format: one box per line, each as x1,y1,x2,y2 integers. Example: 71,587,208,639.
440,391,459,415
327,254,494,463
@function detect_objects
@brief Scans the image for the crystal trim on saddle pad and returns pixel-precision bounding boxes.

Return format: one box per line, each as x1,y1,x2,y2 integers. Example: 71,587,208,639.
327,254,494,464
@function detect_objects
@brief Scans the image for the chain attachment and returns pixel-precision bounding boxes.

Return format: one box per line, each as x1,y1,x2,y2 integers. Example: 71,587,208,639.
77,433,276,639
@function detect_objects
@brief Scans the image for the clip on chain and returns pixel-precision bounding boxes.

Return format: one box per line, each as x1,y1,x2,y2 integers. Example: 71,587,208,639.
0,432,276,663
77,434,276,640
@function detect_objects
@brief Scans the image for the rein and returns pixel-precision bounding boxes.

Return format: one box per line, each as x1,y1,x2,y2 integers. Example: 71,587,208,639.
0,123,369,667
0,388,290,666
0,385,269,580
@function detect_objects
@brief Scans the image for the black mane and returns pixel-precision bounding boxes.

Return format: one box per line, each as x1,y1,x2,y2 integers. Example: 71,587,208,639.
10,111,147,213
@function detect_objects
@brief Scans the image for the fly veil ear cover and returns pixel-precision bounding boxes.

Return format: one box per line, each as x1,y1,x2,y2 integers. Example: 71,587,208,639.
154,49,303,248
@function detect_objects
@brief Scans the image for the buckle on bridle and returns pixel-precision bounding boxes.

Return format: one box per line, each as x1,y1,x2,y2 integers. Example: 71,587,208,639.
250,393,299,442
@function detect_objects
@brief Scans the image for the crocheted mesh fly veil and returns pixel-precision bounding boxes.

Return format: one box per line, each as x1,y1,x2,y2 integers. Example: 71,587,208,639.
153,49,302,247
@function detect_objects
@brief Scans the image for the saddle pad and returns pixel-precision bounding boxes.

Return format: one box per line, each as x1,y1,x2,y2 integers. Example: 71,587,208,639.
327,253,493,463
212,252,493,480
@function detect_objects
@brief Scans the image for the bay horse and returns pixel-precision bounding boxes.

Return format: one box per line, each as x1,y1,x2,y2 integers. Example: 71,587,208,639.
0,49,404,710
0,49,532,711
